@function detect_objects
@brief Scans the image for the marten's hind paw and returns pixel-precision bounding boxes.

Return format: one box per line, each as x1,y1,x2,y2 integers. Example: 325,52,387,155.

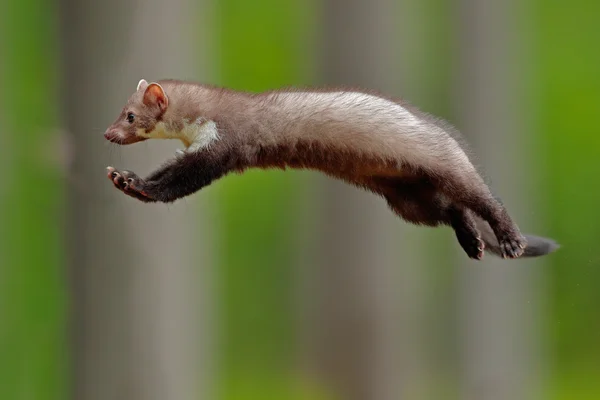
106,166,153,202
466,236,485,260
499,234,527,259
455,231,485,260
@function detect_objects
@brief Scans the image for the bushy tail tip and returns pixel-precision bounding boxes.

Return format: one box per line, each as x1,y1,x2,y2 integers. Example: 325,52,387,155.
520,234,560,257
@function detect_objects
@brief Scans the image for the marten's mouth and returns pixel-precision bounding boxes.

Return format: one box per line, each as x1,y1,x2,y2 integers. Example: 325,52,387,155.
104,131,147,145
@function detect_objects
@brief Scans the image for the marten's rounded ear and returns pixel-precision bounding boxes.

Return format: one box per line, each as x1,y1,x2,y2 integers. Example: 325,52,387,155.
137,79,148,91
143,83,168,112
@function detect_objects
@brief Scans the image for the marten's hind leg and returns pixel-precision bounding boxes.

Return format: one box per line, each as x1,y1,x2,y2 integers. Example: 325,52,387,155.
447,207,485,260
430,168,526,259
379,180,484,259
380,180,447,226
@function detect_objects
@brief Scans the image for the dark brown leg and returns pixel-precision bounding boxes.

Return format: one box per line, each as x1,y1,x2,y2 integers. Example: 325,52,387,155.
379,180,446,227
433,171,526,258
448,207,485,260
106,151,230,203
380,182,486,259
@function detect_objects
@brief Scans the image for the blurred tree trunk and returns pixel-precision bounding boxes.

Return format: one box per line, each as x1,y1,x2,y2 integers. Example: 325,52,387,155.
60,1,215,400
300,1,429,399
454,0,543,399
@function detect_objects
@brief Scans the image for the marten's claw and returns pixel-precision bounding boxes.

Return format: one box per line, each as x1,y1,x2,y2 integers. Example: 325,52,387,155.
499,234,527,259
121,171,150,198
107,166,118,182
107,166,125,190
472,237,485,260
106,166,153,202
456,231,485,260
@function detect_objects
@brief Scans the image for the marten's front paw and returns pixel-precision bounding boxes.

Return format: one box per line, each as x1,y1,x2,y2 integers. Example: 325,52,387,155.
499,233,527,259
106,166,153,202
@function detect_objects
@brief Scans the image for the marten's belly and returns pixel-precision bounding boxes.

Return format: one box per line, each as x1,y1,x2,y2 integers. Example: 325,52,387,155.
253,139,407,180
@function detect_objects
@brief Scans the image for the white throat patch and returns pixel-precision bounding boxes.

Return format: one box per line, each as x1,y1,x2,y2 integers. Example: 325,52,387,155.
138,118,220,153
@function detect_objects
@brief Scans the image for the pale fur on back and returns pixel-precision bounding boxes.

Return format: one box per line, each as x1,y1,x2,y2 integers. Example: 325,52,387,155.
258,90,474,175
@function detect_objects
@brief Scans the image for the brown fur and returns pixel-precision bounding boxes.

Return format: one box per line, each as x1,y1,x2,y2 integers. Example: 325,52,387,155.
104,79,560,260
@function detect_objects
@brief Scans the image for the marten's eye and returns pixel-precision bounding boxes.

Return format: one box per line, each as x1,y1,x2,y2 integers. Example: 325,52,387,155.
126,112,135,123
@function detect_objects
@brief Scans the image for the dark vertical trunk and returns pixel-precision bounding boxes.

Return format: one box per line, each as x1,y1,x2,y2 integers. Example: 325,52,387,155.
60,0,214,399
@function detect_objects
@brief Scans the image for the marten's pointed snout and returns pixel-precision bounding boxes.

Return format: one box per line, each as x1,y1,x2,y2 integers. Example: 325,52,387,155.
104,129,120,143
104,128,147,145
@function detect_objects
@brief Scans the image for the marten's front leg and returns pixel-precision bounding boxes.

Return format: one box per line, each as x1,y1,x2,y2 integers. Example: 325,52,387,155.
106,151,231,203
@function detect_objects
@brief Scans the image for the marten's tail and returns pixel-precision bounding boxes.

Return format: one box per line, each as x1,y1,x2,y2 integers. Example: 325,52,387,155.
475,217,560,258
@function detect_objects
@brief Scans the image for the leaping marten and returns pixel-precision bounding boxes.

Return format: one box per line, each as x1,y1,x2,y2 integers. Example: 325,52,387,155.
104,79,559,260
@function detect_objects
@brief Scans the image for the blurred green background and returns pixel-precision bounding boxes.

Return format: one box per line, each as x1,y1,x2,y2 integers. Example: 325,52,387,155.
0,0,598,399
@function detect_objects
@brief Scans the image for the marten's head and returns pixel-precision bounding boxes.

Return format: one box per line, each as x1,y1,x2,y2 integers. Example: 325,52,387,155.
104,79,168,145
